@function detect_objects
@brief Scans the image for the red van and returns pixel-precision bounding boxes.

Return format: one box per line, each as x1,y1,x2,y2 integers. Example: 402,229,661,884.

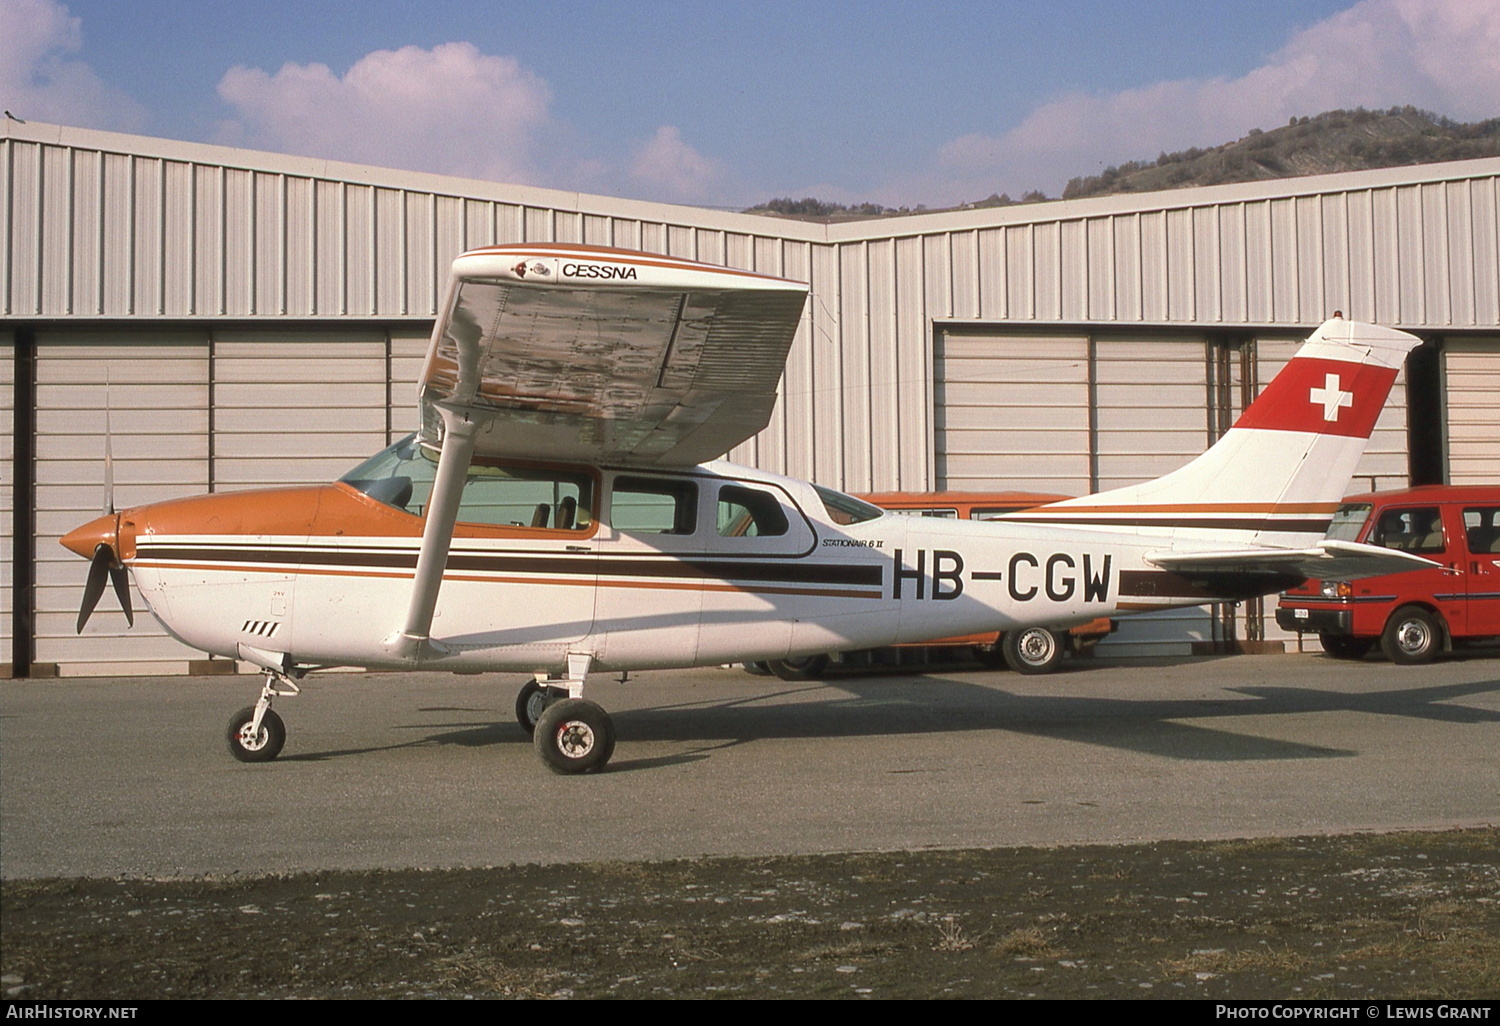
1276,486,1500,663
748,491,1115,679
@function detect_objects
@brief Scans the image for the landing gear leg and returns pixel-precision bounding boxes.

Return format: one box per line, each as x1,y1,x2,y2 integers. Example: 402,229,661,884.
532,653,616,774
228,671,299,763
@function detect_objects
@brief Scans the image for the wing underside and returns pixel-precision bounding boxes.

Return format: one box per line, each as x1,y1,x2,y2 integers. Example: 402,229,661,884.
1148,539,1440,582
418,246,809,467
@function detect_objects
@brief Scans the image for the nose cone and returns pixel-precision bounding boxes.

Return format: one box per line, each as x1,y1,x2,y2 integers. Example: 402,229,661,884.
61,513,120,560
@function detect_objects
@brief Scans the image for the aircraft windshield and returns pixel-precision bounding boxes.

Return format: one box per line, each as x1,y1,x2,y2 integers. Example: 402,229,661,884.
814,485,883,526
340,435,439,514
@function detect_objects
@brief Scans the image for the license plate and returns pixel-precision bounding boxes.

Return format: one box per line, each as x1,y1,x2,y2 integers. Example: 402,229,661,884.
1293,608,1309,620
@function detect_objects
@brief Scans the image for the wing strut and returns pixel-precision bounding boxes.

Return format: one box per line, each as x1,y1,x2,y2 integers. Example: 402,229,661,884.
383,407,481,663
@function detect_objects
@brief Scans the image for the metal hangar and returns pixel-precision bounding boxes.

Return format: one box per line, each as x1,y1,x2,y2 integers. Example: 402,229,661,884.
4,120,1497,675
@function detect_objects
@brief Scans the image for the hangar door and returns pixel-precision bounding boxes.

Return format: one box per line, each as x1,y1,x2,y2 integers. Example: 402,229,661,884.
1445,339,1500,485
935,330,1214,656
24,328,427,677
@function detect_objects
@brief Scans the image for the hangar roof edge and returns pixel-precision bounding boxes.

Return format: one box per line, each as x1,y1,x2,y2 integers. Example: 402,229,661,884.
6,119,1498,248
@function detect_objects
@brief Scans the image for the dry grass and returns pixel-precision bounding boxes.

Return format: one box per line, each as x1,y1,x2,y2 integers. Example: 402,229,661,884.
992,926,1062,959
430,952,564,998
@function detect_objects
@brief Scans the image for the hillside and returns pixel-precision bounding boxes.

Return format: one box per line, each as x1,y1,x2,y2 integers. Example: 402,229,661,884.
1061,107,1500,200
745,107,1500,221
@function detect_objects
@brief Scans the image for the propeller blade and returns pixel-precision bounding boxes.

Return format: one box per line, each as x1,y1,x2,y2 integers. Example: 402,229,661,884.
109,565,135,628
78,544,112,633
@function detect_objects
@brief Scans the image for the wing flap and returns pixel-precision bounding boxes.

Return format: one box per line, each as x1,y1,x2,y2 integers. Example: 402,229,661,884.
1148,539,1441,581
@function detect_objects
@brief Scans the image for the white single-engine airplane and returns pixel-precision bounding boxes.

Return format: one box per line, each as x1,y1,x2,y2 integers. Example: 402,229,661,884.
62,243,1435,773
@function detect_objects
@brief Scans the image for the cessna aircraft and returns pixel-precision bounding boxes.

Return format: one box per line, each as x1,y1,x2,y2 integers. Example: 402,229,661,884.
61,243,1435,774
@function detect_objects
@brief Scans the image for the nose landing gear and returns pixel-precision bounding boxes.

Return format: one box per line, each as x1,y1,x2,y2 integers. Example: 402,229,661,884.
227,670,300,763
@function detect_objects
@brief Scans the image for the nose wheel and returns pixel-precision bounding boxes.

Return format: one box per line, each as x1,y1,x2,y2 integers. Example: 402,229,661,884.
226,670,299,763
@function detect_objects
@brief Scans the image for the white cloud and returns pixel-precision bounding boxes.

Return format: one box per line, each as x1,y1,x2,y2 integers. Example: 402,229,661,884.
914,0,1500,205
216,42,555,184
0,0,145,129
627,125,731,203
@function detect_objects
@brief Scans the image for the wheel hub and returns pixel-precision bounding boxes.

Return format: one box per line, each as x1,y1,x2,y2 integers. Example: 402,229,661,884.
236,724,268,751
1397,620,1430,652
556,721,596,758
1019,632,1053,660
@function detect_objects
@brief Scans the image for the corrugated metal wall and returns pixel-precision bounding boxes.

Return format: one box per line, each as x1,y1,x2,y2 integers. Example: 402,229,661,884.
6,126,1497,494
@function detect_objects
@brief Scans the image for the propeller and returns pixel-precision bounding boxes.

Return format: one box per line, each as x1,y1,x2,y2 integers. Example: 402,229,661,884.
78,542,134,633
73,376,134,633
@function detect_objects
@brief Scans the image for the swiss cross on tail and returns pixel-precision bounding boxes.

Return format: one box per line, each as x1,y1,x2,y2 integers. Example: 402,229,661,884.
1233,356,1396,438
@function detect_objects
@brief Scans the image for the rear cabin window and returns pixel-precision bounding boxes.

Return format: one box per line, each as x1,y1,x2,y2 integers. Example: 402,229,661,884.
716,485,790,537
612,477,698,534
814,485,883,526
1370,507,1446,554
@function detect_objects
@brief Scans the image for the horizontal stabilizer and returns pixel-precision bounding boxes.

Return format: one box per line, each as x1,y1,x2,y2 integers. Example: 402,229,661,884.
1148,540,1440,582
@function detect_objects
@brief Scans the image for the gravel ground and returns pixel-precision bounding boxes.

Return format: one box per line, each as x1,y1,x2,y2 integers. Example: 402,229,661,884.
3,828,1496,1000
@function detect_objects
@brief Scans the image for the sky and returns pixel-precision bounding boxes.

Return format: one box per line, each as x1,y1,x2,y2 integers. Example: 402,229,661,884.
3,0,1498,209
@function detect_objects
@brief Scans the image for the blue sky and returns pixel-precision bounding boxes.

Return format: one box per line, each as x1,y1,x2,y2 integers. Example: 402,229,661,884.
4,0,1497,207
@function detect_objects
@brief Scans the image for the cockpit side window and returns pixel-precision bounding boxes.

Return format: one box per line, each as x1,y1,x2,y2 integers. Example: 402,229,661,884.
341,435,592,530
454,465,593,529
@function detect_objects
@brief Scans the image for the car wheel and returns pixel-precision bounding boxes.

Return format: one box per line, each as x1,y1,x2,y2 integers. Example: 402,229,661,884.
1380,607,1442,665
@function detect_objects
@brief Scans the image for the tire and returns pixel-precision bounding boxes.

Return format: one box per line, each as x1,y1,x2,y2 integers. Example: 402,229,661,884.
227,706,286,763
1318,634,1374,660
533,699,616,774
742,661,773,676
766,654,830,681
515,680,566,736
1380,607,1443,665
1002,627,1064,675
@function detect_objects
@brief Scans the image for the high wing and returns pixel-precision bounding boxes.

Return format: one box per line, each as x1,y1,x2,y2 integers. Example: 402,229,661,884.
387,244,808,662
418,244,809,467
1148,540,1440,581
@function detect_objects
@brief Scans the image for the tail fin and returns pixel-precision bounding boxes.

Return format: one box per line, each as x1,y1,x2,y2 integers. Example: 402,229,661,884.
1015,318,1422,547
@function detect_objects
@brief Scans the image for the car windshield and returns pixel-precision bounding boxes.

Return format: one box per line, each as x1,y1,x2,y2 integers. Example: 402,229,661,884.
1326,503,1373,542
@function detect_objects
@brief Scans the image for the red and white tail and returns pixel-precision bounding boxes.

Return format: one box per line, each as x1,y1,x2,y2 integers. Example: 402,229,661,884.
1019,318,1422,547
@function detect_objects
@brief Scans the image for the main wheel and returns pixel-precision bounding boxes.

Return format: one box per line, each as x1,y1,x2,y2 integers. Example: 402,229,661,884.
1319,634,1374,660
515,680,566,735
1002,627,1064,674
1380,607,1443,665
533,699,616,774
227,706,286,763
766,655,829,681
